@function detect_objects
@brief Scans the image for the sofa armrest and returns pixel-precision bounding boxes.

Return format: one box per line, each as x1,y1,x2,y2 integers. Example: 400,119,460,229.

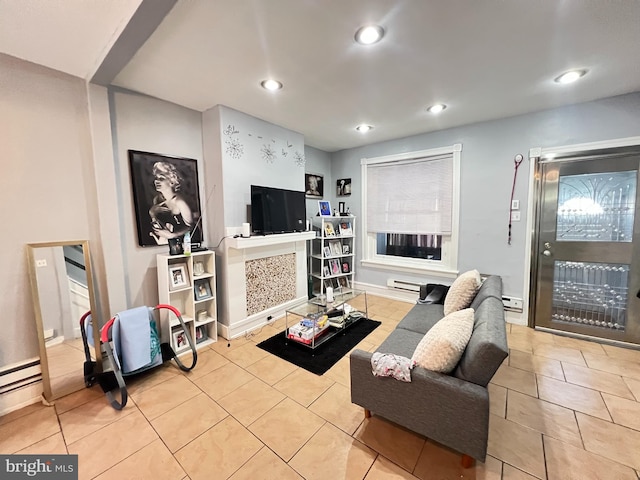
350,348,490,460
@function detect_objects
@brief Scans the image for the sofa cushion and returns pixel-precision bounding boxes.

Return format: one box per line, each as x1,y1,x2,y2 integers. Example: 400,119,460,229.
444,270,481,315
470,275,503,311
454,296,509,386
376,328,424,359
396,304,445,335
411,308,475,373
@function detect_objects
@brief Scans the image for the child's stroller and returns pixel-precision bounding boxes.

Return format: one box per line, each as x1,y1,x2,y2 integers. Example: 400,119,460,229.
80,304,197,410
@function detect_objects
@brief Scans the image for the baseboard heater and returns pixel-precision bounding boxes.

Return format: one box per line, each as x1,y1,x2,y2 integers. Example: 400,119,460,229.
0,358,42,396
386,279,423,293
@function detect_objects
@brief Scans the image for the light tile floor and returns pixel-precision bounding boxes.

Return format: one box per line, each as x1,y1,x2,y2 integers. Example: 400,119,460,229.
3,295,640,479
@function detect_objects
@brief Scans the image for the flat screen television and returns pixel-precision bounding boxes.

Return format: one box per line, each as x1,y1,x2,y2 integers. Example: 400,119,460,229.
251,185,306,235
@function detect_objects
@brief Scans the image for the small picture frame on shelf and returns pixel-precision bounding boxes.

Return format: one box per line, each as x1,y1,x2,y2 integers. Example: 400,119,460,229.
318,200,331,216
324,222,335,237
342,244,350,254
323,246,331,257
338,201,346,214
194,279,213,301
172,329,188,350
329,259,341,275
329,240,342,256
193,260,205,276
195,325,207,344
323,265,330,277
342,261,351,273
169,263,189,291
338,220,353,236
338,276,350,289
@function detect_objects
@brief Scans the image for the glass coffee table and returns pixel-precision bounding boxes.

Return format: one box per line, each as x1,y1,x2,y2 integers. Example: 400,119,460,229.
285,289,369,350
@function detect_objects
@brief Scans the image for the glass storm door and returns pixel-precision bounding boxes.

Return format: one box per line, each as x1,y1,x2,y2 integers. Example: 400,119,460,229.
533,151,640,344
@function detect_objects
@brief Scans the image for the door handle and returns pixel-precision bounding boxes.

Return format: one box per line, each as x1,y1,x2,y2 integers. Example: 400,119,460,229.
542,250,552,257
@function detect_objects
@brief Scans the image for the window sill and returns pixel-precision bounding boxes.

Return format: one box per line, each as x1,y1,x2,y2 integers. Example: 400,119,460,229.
360,259,459,279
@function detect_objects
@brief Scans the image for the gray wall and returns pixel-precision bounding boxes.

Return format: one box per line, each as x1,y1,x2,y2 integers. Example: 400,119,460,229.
304,146,332,219
3,48,639,369
0,54,96,365
107,89,204,310
332,92,640,299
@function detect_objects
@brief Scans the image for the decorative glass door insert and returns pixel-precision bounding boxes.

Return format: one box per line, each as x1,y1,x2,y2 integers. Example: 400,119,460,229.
532,151,640,344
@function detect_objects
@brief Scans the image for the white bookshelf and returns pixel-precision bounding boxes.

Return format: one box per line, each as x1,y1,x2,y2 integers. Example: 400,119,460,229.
310,215,355,298
157,250,217,354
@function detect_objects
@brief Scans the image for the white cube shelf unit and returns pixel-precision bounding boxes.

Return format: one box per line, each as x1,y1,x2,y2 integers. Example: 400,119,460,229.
157,250,217,354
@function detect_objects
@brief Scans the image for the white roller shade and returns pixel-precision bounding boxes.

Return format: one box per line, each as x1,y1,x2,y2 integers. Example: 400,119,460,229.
366,155,453,234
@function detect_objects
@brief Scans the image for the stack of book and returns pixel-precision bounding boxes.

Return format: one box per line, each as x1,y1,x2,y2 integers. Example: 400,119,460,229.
287,312,330,344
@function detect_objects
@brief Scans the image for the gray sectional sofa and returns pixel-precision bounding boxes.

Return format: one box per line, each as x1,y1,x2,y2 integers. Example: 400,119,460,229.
349,275,508,462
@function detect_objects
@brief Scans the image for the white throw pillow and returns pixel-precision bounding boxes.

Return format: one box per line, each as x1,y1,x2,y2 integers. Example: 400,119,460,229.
411,308,475,373
443,269,481,315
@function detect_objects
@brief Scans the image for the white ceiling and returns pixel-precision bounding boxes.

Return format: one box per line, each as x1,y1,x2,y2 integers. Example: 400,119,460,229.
0,0,142,79
3,1,640,152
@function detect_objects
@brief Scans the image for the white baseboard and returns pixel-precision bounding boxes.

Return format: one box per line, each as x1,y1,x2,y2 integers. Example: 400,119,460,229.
353,281,416,304
217,296,306,340
356,281,526,326
0,384,43,416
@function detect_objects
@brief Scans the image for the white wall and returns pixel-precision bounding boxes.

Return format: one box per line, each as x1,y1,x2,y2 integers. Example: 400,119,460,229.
332,92,640,300
0,54,95,365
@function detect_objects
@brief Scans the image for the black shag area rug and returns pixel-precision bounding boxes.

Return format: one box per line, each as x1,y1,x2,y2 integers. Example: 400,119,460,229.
256,318,381,375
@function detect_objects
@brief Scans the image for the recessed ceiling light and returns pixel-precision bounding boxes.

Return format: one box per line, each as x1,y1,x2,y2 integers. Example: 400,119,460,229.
554,69,587,84
355,25,385,45
355,124,373,133
261,79,283,91
427,104,447,114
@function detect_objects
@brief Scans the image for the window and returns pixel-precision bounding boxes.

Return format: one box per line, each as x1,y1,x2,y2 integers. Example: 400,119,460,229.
361,144,461,276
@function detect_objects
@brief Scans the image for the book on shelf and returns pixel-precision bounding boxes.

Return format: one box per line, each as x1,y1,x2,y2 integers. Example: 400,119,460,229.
288,313,330,344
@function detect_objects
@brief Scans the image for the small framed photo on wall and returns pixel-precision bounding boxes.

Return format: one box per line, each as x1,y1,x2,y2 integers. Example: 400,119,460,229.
337,178,351,196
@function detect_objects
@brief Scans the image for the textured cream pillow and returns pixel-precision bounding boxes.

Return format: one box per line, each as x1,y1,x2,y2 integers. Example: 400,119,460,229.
411,308,475,373
443,269,481,315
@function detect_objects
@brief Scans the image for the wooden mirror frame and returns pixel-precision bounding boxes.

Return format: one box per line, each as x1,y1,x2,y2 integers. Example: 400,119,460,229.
26,240,102,402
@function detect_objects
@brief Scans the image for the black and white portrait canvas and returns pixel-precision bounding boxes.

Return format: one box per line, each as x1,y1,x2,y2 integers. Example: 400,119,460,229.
305,173,324,198
129,150,203,247
337,178,352,196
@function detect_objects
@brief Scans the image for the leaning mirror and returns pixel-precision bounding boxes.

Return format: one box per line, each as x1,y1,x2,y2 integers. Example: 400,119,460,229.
26,240,101,402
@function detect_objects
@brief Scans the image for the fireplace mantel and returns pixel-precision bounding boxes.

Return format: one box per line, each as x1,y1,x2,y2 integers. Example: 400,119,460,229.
217,231,313,340
227,231,316,250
